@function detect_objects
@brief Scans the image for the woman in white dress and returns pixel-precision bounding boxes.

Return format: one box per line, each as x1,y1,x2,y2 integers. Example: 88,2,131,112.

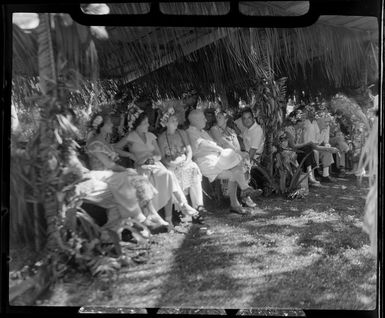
157,107,207,215
115,104,204,226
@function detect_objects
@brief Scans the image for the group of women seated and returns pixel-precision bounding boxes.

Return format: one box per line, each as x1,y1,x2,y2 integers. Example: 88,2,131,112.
69,98,341,244
70,103,207,244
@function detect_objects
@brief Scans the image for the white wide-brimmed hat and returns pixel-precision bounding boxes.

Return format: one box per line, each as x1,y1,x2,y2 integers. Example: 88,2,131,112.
214,148,242,171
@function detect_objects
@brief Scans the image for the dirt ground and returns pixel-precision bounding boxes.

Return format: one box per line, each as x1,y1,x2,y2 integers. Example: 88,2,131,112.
10,174,377,311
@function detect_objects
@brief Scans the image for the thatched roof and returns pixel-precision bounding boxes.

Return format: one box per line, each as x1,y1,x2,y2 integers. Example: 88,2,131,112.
12,2,378,96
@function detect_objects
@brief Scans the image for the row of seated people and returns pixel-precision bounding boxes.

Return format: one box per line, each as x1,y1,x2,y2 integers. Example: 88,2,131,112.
69,102,342,243
67,104,262,244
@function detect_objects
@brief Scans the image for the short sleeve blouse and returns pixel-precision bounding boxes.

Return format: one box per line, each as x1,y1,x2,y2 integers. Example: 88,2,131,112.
125,131,157,164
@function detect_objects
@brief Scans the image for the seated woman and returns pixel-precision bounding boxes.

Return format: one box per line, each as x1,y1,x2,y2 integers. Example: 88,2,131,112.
187,109,259,215
85,113,169,232
210,110,256,208
157,107,207,215
115,104,204,226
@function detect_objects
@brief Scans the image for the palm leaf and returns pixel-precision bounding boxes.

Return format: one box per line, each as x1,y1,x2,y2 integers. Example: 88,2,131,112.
37,13,57,95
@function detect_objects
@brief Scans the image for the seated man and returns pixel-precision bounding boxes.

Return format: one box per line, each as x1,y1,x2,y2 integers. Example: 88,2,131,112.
329,129,349,175
303,106,335,183
186,109,258,215
240,107,265,164
240,107,266,190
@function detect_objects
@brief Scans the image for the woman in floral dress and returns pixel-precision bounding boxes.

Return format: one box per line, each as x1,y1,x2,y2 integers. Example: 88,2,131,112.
157,107,207,214
115,104,204,226
86,113,169,230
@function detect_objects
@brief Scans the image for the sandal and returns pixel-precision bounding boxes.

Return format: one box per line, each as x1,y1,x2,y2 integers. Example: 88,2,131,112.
229,206,247,215
191,213,205,225
240,187,260,199
180,203,199,217
132,221,151,239
242,196,257,208
196,205,209,214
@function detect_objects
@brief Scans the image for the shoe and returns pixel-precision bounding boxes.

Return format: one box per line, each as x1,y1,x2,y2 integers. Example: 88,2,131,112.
240,187,261,199
191,213,205,225
309,178,321,187
229,205,247,215
242,196,257,207
196,205,209,214
148,225,170,235
180,203,199,216
320,176,334,183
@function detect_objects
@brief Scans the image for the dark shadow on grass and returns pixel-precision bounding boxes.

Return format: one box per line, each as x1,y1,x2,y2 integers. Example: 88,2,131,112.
153,224,249,309
246,252,377,309
150,176,374,309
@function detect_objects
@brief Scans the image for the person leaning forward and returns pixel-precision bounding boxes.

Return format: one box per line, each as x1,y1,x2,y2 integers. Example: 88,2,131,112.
186,109,259,215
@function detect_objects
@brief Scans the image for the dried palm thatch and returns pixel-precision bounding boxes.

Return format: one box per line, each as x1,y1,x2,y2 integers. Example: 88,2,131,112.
13,2,377,94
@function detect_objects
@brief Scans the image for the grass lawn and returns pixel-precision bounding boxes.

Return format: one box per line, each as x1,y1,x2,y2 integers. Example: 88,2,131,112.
11,174,377,310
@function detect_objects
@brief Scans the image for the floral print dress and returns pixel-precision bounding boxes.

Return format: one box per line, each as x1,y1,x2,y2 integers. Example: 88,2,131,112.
158,129,202,192
86,139,158,210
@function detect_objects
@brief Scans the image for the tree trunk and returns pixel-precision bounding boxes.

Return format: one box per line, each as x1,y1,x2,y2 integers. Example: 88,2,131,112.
262,131,274,176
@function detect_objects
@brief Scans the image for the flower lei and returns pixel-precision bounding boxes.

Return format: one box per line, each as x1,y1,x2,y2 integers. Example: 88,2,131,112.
92,115,103,129
126,102,143,131
305,105,315,113
160,107,176,127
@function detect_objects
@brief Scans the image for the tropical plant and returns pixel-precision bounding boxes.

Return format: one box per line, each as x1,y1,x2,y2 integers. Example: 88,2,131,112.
253,150,312,199
246,71,286,195
358,112,378,257
9,13,127,304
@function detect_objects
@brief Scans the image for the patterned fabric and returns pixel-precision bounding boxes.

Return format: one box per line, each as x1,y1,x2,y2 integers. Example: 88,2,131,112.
284,125,303,145
87,140,119,170
86,139,158,208
158,130,202,191
158,130,187,161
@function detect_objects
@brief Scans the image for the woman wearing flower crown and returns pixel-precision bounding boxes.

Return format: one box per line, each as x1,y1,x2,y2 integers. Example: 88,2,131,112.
210,109,257,208
86,112,170,231
157,107,208,215
115,104,204,227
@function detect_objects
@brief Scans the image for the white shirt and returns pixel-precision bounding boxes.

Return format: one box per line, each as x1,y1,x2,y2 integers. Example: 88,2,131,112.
318,126,330,146
234,117,247,135
303,119,320,144
242,122,265,157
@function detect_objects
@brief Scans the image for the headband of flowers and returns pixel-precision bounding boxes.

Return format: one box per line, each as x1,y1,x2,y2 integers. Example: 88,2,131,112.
160,107,176,127
214,108,224,117
91,115,104,129
305,105,315,113
126,102,143,131
289,109,303,123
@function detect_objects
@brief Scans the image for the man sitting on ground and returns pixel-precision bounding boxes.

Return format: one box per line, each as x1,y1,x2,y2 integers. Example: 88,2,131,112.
186,109,259,215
